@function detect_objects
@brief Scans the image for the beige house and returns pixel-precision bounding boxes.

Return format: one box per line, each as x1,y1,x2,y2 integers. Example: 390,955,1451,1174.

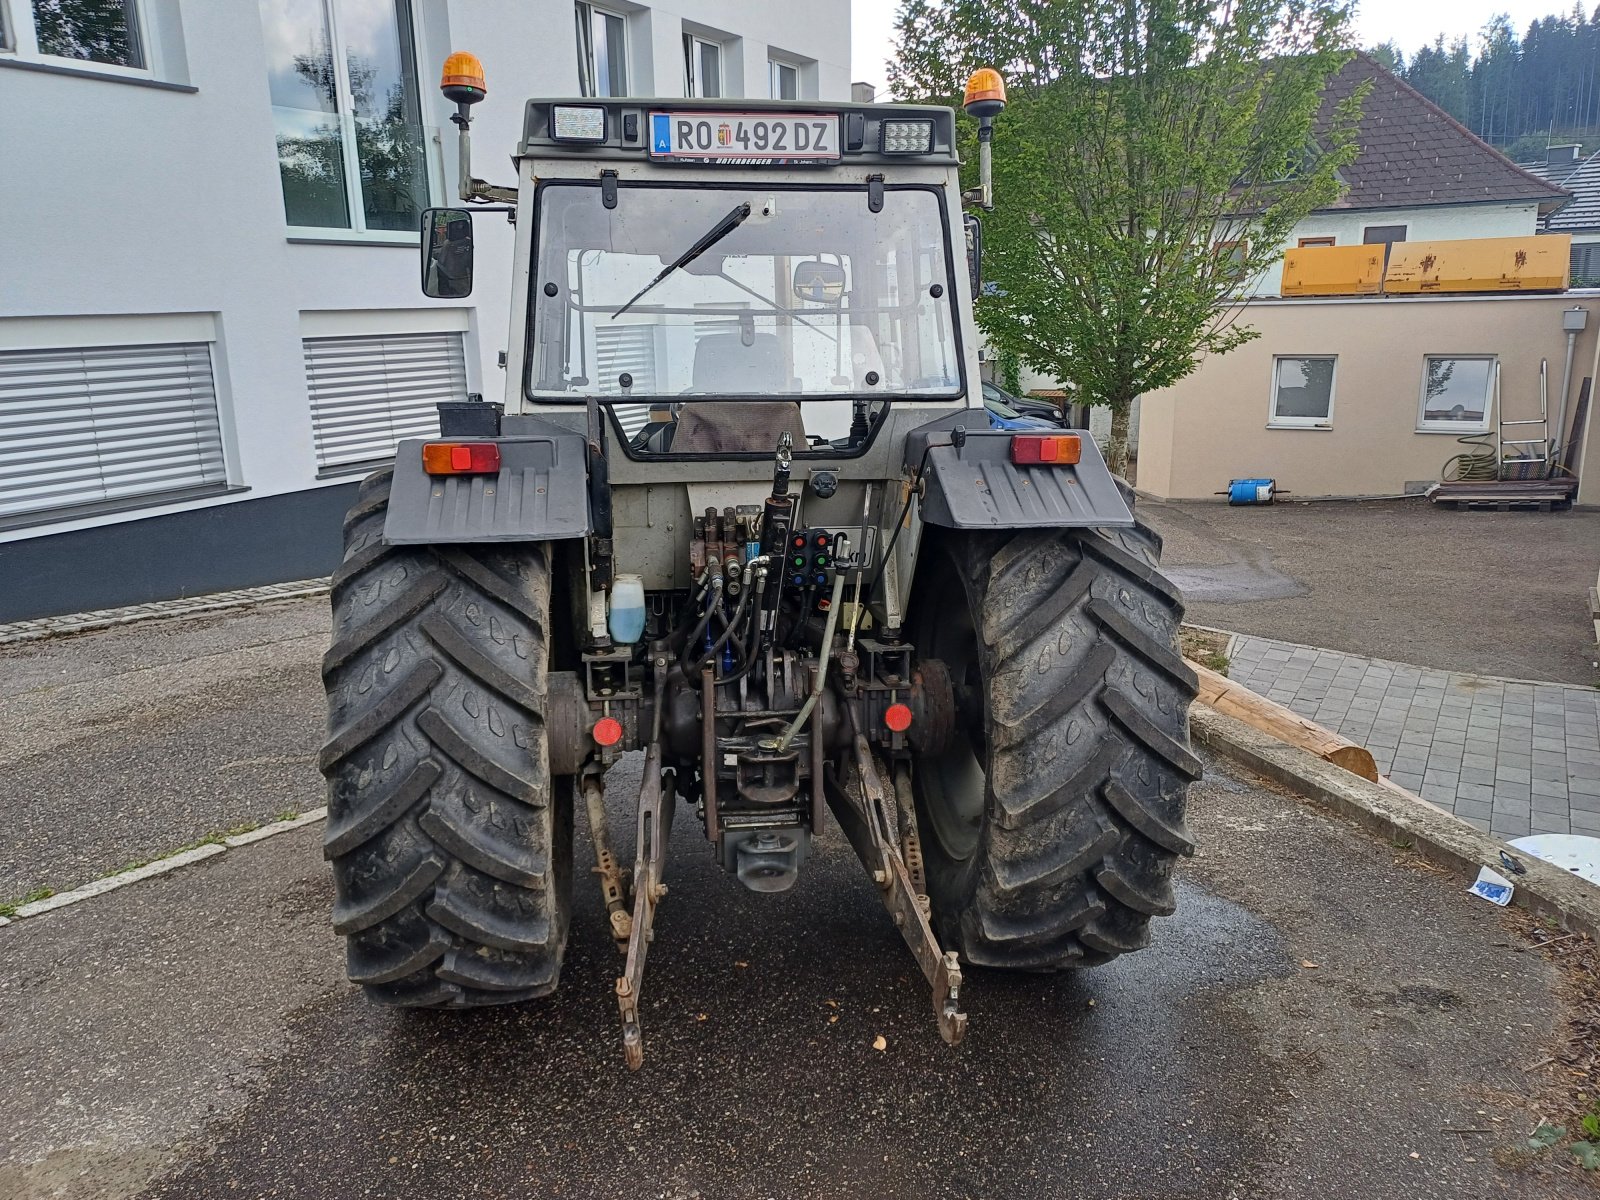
1136,292,1600,503
1131,57,1600,504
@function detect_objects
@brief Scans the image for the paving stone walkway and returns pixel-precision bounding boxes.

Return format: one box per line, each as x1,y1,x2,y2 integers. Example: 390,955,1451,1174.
1226,634,1600,840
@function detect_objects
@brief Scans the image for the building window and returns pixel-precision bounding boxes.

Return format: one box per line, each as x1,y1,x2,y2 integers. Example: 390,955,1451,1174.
769,59,798,100
304,330,466,472
33,0,144,67
0,342,227,527
575,2,627,97
1215,239,1249,269
2,0,156,71
1573,243,1600,288
1418,355,1494,433
1298,236,1336,248
683,33,721,98
1269,356,1336,427
261,0,429,234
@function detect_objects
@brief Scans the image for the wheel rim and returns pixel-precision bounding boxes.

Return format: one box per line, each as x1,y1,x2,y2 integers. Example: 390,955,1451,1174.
913,553,987,863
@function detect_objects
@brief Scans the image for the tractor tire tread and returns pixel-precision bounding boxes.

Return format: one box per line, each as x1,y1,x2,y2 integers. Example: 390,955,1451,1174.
914,518,1198,973
320,470,571,1009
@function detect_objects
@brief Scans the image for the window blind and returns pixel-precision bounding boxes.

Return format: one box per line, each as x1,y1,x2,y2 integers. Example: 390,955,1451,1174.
595,324,658,438
0,342,226,523
304,331,466,470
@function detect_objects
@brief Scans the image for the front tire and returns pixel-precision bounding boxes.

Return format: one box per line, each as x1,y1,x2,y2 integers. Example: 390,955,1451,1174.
319,468,573,1007
909,521,1200,970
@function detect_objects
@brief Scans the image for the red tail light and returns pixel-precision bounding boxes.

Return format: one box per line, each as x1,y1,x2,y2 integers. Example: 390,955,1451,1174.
1010,434,1082,465
421,441,501,475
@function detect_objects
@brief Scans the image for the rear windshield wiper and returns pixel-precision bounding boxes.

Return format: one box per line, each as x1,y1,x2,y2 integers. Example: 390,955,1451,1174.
610,202,752,319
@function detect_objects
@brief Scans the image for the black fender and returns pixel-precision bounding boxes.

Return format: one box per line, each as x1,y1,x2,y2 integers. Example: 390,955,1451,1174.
904,411,1134,530
382,415,592,544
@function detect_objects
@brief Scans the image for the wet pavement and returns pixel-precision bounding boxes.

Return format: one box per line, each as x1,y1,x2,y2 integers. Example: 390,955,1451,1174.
2,750,1590,1199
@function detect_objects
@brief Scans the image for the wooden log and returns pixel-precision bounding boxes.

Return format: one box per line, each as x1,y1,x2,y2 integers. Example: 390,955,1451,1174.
1187,658,1379,782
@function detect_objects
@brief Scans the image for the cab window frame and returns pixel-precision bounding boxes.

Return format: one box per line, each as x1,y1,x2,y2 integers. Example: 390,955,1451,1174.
521,177,970,462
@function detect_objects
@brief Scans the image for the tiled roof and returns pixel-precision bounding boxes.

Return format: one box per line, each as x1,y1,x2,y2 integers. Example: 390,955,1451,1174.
1518,150,1600,232
1317,54,1571,214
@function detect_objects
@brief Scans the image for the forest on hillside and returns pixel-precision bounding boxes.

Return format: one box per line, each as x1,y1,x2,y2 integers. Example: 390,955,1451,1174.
1373,6,1600,159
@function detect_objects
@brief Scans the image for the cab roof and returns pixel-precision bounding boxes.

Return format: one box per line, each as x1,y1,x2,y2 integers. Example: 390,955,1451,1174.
518,97,959,166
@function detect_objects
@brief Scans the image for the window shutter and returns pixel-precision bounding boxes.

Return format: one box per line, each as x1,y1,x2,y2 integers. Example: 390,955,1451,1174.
304,331,466,471
0,342,226,523
595,325,658,439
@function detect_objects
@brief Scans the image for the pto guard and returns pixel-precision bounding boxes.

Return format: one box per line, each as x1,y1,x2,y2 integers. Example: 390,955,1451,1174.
905,414,1134,530
383,433,591,544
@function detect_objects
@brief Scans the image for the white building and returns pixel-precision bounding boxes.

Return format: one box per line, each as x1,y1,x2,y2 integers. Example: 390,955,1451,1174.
0,0,851,620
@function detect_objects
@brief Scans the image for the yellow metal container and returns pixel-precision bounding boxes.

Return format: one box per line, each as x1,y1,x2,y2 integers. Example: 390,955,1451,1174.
1281,244,1386,296
1383,234,1571,294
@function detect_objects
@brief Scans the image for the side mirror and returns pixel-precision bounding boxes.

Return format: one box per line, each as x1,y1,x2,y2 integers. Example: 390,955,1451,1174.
421,207,474,298
792,259,846,305
964,214,982,296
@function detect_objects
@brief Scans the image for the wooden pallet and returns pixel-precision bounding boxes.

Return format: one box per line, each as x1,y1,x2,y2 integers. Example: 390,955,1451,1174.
1430,477,1578,512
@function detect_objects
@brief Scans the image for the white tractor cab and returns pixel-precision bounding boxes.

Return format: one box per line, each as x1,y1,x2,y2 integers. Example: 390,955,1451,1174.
320,54,1198,1069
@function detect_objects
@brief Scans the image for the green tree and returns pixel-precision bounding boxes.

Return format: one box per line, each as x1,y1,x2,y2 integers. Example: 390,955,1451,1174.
892,0,1363,471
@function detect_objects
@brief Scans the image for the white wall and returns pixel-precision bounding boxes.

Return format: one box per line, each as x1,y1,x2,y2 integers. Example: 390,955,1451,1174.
0,0,850,546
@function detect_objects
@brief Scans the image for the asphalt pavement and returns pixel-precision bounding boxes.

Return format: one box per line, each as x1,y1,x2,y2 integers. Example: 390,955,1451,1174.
2,747,1591,1198
1141,497,1600,687
1,594,1594,1198
0,599,327,901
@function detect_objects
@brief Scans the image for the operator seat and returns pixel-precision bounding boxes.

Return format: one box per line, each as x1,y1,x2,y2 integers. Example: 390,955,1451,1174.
673,332,806,453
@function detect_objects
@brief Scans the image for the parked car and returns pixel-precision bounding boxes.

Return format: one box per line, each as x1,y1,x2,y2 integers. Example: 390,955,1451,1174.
982,380,1066,429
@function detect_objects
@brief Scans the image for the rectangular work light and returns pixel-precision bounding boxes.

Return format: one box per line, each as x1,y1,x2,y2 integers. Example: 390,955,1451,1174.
880,118,934,154
552,104,607,142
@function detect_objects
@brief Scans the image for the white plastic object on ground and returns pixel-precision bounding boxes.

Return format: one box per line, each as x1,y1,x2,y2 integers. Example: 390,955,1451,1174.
1507,834,1600,887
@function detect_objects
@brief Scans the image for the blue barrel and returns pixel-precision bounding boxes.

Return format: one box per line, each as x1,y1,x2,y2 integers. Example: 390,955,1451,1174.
1226,478,1277,505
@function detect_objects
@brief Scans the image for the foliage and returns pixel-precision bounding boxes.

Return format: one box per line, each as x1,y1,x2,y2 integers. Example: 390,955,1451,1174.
997,347,1023,395
891,0,1362,468
1386,6,1600,155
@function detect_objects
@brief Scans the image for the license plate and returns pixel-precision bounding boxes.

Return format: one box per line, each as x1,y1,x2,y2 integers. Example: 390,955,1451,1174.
649,112,840,163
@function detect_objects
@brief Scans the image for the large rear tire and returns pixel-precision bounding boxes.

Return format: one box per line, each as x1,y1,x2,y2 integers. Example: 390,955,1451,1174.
319,468,573,1007
908,520,1200,970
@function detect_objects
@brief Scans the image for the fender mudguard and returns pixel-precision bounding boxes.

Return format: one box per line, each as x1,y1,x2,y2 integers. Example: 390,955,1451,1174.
905,412,1134,530
383,428,592,544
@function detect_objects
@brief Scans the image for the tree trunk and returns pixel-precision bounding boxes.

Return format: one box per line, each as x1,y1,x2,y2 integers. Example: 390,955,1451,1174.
1105,404,1132,479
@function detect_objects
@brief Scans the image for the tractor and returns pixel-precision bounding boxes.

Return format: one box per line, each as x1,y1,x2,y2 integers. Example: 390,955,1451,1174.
319,54,1200,1068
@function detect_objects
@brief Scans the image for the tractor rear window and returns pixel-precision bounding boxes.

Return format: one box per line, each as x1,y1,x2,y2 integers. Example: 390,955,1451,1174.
526,183,962,442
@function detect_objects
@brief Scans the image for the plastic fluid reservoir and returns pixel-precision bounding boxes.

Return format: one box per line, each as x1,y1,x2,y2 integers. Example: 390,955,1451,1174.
609,574,646,644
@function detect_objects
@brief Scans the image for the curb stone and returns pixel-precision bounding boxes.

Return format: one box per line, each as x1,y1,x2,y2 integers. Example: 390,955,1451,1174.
0,579,331,646
1194,706,1600,941
1,808,328,925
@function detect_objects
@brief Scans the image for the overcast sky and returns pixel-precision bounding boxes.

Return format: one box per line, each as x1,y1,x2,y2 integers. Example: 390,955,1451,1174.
850,0,1571,96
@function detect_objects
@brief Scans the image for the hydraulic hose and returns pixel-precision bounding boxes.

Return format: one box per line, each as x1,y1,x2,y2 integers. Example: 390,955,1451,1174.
679,576,723,676
720,565,769,685
696,579,754,673
776,536,849,752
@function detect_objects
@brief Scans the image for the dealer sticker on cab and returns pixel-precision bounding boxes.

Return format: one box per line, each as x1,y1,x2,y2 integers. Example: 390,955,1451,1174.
649,112,840,163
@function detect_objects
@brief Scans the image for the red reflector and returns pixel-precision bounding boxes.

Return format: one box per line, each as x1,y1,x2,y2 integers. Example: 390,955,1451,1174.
1010,434,1082,466
421,441,501,475
593,717,623,747
884,703,913,733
